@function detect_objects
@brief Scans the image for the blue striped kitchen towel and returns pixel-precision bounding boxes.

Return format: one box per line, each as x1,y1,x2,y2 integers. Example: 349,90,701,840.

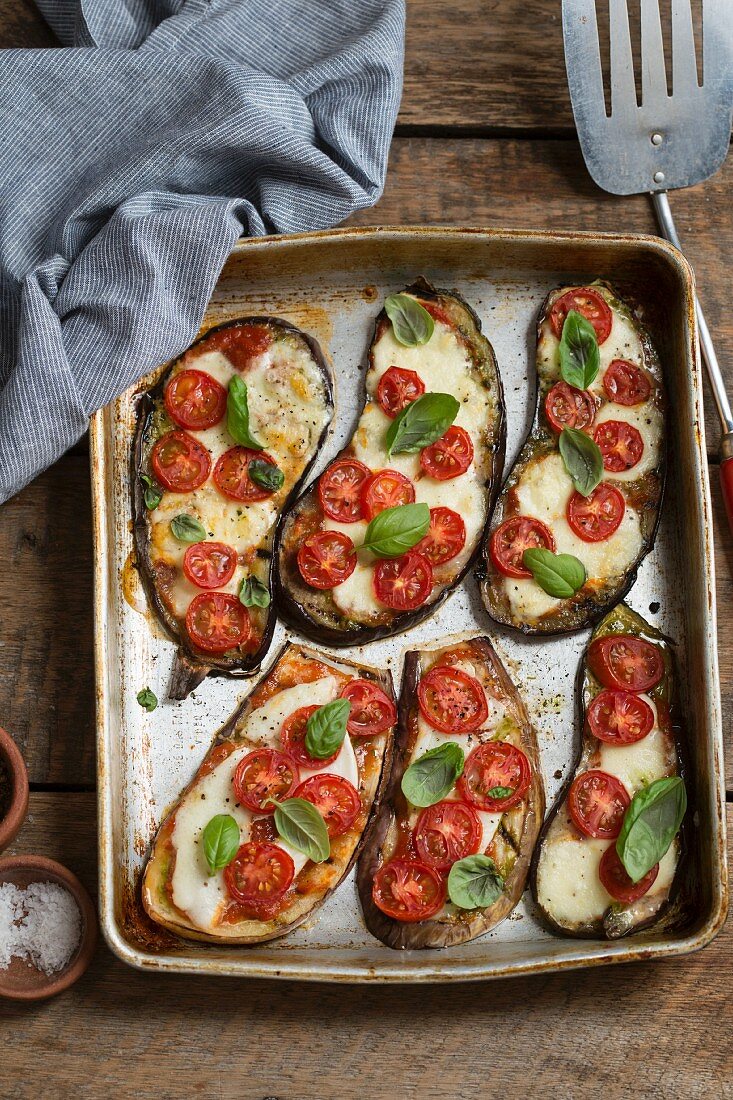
0,0,404,501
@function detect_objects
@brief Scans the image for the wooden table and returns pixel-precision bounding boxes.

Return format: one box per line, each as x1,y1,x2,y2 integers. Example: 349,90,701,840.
2,3,732,1096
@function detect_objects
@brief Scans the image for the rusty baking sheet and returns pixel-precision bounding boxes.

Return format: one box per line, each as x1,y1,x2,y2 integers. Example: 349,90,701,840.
90,226,727,981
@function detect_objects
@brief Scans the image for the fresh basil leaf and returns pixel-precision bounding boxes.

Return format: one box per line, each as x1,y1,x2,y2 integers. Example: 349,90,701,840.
559,427,604,497
170,514,207,543
361,502,430,558
136,687,158,713
616,776,687,883
202,814,240,876
448,855,504,910
140,474,162,510
305,699,351,760
227,375,263,450
384,293,435,347
385,392,460,456
523,548,586,599
401,742,465,808
248,458,284,492
238,575,271,608
487,785,513,799
273,798,330,863
559,309,600,389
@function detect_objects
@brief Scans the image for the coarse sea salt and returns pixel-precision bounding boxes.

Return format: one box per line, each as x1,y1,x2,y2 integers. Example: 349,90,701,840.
0,880,82,975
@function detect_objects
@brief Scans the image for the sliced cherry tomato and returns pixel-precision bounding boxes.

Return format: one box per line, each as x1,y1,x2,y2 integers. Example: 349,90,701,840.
373,552,432,611
372,859,445,923
224,841,294,905
185,592,250,653
458,741,531,811
568,770,630,839
232,748,300,814
202,323,272,371
489,516,556,578
587,689,655,745
293,773,361,838
413,800,481,871
544,381,596,433
151,430,211,492
419,425,474,481
603,360,651,406
318,458,370,523
376,366,425,418
297,530,356,590
599,843,659,903
588,635,664,693
280,705,339,769
418,666,488,734
567,484,625,542
548,287,613,344
182,541,237,590
164,369,227,431
361,469,415,521
339,679,396,736
416,506,466,566
594,420,644,473
213,447,278,503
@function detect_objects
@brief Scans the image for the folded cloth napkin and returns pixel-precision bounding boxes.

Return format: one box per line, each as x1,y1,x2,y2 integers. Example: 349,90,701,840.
0,0,404,502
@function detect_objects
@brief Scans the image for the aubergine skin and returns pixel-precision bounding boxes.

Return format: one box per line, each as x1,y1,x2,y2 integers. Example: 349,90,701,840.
131,316,334,700
478,282,666,637
357,637,544,950
274,278,506,649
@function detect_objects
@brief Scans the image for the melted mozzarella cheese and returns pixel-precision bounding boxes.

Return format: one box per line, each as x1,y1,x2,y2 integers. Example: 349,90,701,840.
597,696,673,792
595,401,663,483
352,404,422,480
535,835,612,924
246,676,338,744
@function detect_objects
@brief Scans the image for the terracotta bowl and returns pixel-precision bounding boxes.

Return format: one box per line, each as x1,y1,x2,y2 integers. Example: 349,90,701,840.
0,855,98,1000
0,727,29,854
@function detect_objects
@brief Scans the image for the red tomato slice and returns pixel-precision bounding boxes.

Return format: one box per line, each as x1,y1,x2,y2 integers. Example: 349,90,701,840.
164,369,227,431
151,430,211,492
361,469,415,521
419,425,474,481
417,666,488,734
232,748,300,814
376,366,425,418
415,506,466,566
458,741,531,811
280,705,339,769
213,447,278,503
594,420,644,473
599,843,659,903
588,635,664,693
489,516,556,578
185,592,250,653
373,552,433,611
318,458,370,523
567,484,625,542
182,541,237,590
201,323,272,371
548,287,613,344
587,689,655,745
293,773,361,838
224,841,294,904
372,859,445,923
339,679,396,736
603,360,651,406
297,531,357,589
413,800,481,871
544,381,596,433
568,770,630,839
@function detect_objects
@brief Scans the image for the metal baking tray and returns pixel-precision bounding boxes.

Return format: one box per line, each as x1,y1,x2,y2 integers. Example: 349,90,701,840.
91,226,727,981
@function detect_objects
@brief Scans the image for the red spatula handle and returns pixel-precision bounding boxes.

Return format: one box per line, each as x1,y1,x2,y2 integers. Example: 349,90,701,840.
721,453,733,535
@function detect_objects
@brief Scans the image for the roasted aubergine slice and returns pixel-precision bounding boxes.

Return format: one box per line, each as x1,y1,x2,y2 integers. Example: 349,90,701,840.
143,643,396,944
132,317,333,699
479,283,665,635
276,278,505,647
357,637,544,949
532,604,685,939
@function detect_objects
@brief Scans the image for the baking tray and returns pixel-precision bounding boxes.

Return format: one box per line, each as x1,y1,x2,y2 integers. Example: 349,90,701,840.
90,226,728,981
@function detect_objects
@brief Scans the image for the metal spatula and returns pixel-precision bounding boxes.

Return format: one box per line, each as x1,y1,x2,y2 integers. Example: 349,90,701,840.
562,0,733,526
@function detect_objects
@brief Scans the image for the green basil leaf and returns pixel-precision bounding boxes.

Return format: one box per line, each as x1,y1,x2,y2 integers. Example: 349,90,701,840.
523,548,586,599
136,687,158,713
227,375,263,450
305,699,351,760
616,776,687,883
202,814,240,876
248,458,284,492
361,502,430,558
559,427,604,497
273,798,330,863
559,309,600,389
487,785,513,799
384,293,435,347
140,474,162,510
170,514,207,543
448,855,504,910
385,392,460,456
238,575,271,608
401,742,465,808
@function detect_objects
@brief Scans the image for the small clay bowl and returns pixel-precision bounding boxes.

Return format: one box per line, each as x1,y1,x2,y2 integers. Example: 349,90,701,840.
0,727,29,854
0,855,98,1000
